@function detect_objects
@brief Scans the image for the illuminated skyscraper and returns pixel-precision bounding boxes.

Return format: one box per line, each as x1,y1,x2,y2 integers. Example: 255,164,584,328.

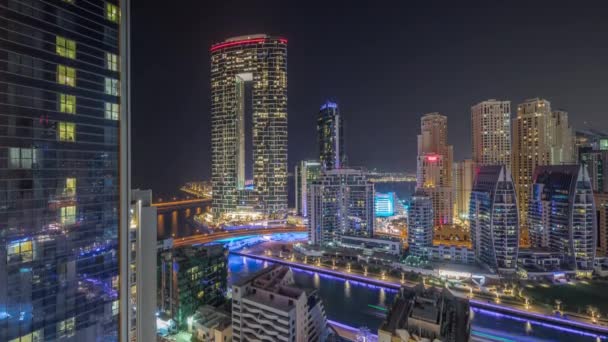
469,166,519,272
528,165,596,270
416,113,453,226
548,110,575,164
0,1,129,340
512,99,575,243
407,192,434,257
308,169,374,245
295,160,321,217
129,190,157,341
512,98,552,242
471,100,511,168
210,34,288,216
453,159,475,224
318,101,345,170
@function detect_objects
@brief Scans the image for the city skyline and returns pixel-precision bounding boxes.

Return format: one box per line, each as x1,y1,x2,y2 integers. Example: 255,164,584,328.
131,1,608,195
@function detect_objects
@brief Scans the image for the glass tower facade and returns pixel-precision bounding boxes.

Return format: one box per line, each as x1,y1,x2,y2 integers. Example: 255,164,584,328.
210,34,288,216
529,165,596,270
407,192,433,258
0,1,125,340
469,165,519,272
307,169,374,245
317,101,344,171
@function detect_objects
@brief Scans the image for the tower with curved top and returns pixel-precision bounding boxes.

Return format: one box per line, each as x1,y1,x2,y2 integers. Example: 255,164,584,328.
210,35,288,216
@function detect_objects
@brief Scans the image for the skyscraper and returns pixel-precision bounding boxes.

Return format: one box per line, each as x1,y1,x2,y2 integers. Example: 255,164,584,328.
210,34,288,216
307,169,374,245
416,113,453,226
129,190,157,341
469,166,519,272
294,160,321,217
453,159,475,224
512,98,552,243
0,1,128,340
407,192,434,257
528,165,596,270
548,110,575,165
317,101,344,170
471,100,511,168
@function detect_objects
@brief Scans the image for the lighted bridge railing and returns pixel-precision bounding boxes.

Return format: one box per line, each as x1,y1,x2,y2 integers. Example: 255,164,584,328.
172,225,307,248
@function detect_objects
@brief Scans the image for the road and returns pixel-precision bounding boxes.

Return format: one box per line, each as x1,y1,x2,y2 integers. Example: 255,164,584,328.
172,225,307,248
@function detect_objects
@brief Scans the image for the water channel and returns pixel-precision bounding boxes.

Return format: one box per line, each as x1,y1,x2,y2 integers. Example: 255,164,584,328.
228,254,607,342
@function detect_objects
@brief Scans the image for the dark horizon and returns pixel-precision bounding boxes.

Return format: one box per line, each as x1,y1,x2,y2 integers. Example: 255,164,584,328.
132,0,608,196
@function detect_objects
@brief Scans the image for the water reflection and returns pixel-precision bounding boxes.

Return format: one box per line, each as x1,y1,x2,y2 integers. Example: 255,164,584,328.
344,280,351,299
379,287,386,306
313,272,320,288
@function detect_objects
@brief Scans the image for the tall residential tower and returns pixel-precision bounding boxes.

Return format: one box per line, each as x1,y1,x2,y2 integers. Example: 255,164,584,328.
210,34,288,216
469,166,519,272
471,99,511,168
416,113,454,226
512,98,575,243
528,165,596,270
317,101,345,170
0,1,129,340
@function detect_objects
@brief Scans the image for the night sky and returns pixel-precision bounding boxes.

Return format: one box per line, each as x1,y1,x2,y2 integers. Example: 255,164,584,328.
131,0,608,196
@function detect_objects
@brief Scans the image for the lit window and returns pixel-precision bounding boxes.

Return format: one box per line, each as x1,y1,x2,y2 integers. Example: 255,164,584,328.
106,52,118,71
65,178,76,196
59,94,76,114
106,3,120,23
112,300,119,316
8,147,35,169
56,36,76,59
57,65,76,87
60,206,76,225
105,102,119,120
105,77,119,96
58,122,75,142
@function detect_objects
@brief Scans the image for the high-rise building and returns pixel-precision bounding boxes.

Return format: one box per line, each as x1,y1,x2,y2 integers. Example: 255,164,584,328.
210,34,288,216
548,110,575,165
416,113,453,226
471,100,511,168
294,160,321,217
580,150,608,193
595,193,608,257
453,159,475,224
375,192,397,217
528,165,596,270
129,190,157,341
0,1,129,340
469,166,519,272
512,99,576,243
232,265,329,342
317,101,345,170
159,244,228,328
308,169,374,245
407,192,434,257
512,98,552,242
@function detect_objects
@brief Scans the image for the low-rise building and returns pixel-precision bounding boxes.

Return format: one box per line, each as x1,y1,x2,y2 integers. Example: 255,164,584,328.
339,235,402,255
190,305,232,342
232,265,330,342
378,284,470,342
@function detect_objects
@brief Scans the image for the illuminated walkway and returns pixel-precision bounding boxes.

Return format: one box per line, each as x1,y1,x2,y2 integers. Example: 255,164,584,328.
235,251,608,337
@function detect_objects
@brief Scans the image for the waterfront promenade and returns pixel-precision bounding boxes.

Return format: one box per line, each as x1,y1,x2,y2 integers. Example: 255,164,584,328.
233,249,608,337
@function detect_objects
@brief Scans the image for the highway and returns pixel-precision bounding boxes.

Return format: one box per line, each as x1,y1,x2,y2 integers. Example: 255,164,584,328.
172,225,307,248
